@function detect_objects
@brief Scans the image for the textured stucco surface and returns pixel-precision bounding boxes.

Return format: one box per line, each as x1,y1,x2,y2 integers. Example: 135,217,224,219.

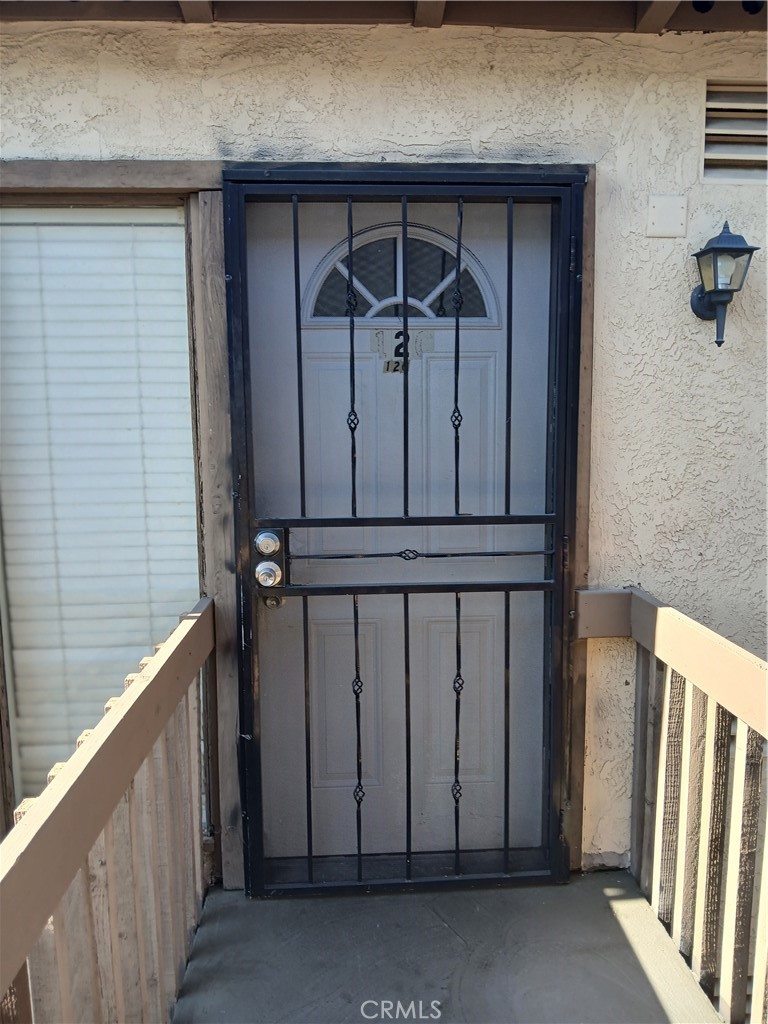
1,23,766,866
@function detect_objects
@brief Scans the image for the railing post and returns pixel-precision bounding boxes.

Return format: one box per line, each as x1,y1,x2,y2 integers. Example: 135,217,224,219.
630,646,650,882
671,680,707,959
718,721,763,1023
651,666,685,923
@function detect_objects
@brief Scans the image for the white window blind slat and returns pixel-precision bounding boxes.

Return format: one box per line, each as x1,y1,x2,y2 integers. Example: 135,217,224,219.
0,208,200,797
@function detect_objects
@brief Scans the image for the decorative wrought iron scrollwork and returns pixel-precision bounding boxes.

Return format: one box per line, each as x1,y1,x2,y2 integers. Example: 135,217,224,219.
452,592,463,873
351,595,365,880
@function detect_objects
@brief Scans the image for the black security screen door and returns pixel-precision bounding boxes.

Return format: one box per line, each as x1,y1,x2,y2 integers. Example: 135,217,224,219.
224,165,585,897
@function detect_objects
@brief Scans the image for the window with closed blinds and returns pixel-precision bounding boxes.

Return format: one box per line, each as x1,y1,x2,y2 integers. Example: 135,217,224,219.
0,207,200,797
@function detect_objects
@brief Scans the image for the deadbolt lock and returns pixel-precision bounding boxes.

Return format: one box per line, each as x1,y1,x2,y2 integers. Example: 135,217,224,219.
256,561,282,587
255,531,281,556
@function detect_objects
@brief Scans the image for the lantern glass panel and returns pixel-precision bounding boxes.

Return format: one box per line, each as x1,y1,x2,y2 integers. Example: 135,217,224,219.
697,251,715,292
729,252,752,291
715,253,737,289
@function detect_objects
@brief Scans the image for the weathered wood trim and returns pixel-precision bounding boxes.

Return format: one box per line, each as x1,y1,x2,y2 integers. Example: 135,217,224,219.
0,801,33,1024
186,193,241,889
718,722,763,1022
215,1,414,23
690,697,732,995
0,160,223,194
576,588,767,738
103,795,143,1022
634,1,680,33
671,679,706,959
750,787,768,1024
0,598,214,995
179,0,213,21
0,0,763,31
639,656,665,897
128,760,166,1022
52,865,100,1024
630,646,650,881
186,685,204,916
0,194,186,209
575,588,632,639
0,516,20,840
0,620,15,846
651,667,684,924
413,1,445,27
630,591,767,739
564,170,594,871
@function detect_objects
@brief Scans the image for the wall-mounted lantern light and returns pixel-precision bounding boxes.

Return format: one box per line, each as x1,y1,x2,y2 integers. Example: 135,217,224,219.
690,222,760,346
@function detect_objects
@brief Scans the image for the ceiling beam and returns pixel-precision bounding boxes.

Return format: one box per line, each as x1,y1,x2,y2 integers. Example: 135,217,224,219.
634,1,680,32
178,1,213,22
443,2,636,32
413,0,446,27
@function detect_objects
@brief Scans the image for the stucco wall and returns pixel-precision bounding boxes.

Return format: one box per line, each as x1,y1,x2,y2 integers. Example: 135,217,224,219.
1,22,765,867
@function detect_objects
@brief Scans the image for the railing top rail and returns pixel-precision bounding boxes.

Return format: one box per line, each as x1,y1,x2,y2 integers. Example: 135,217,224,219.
575,587,767,738
0,597,215,995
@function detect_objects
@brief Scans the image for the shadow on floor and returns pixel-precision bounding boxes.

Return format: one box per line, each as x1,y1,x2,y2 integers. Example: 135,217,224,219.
172,870,718,1024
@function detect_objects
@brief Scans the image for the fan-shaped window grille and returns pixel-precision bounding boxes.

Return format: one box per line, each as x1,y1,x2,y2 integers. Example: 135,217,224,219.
311,231,489,320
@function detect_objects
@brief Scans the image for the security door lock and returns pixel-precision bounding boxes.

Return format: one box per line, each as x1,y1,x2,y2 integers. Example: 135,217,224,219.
256,561,282,587
255,531,281,556
254,528,286,588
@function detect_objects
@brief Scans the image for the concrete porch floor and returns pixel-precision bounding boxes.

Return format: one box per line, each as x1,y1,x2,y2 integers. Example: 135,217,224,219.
172,870,720,1024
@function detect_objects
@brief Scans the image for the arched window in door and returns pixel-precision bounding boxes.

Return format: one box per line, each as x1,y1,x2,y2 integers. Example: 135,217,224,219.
306,223,498,325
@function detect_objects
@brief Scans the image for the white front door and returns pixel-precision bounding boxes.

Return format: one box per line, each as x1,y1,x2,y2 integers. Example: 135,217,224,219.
241,187,572,890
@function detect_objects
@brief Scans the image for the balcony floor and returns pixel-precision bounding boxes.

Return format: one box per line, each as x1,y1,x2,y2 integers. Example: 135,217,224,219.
172,869,719,1024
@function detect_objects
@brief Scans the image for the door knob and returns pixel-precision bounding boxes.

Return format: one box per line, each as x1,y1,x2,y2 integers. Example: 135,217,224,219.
255,531,281,556
256,561,282,587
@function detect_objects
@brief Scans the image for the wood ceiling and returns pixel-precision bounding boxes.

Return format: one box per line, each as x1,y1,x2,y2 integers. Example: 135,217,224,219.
0,1,765,33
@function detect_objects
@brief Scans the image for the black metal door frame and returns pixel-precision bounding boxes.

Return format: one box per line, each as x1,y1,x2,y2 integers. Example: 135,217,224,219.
223,163,586,897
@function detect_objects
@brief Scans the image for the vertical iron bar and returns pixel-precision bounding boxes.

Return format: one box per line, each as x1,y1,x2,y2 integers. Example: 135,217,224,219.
452,591,464,874
401,197,410,517
503,199,513,874
504,198,514,515
345,197,359,517
351,594,365,881
403,594,412,879
302,596,313,881
291,195,307,517
503,592,511,872
451,198,464,515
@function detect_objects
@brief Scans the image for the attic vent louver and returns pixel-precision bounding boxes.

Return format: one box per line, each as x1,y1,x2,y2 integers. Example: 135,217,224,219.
704,81,767,183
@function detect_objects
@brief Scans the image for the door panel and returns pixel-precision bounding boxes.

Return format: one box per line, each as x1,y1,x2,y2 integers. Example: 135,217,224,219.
228,173,581,894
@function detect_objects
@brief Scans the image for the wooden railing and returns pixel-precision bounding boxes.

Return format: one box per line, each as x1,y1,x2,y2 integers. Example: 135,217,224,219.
577,588,768,1024
0,597,215,1023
